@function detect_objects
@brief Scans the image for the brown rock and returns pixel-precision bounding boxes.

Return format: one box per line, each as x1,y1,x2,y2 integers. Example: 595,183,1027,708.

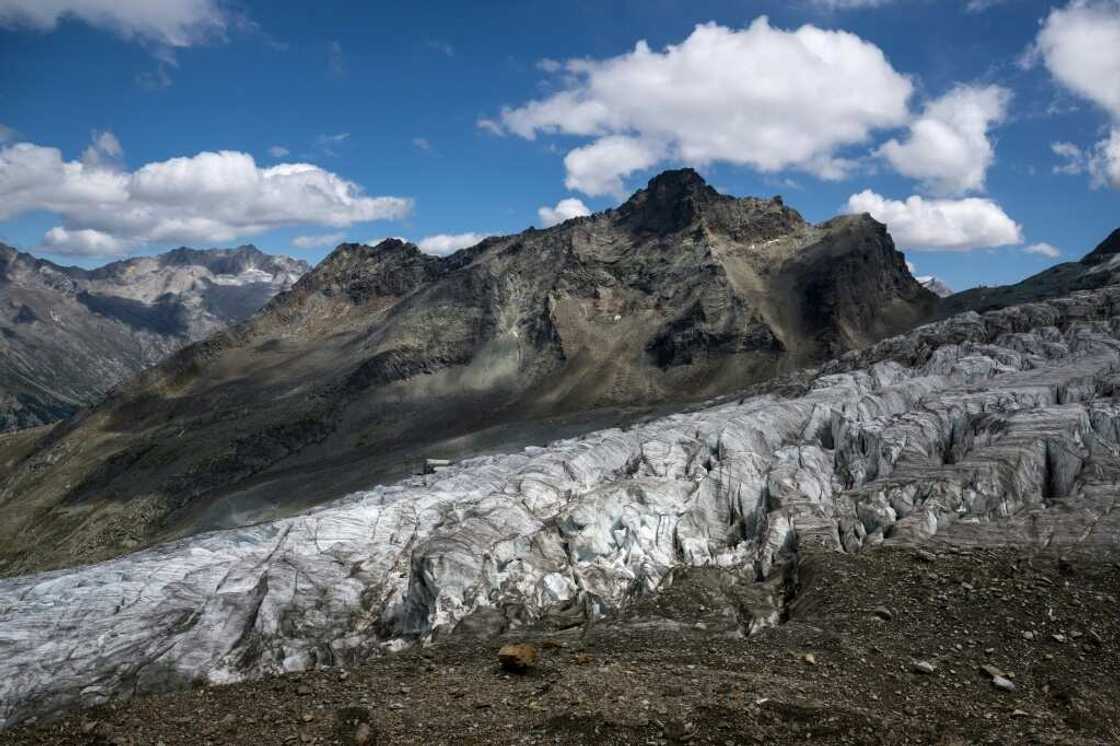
498,643,538,673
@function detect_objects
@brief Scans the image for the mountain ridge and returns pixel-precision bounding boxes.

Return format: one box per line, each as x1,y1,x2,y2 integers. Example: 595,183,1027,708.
0,168,936,575
0,243,308,431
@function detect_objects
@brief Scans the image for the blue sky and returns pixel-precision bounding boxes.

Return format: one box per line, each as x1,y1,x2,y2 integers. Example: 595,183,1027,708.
1,0,1117,292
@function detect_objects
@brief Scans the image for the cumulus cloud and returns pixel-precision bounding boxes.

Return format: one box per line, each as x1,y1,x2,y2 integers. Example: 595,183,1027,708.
39,226,130,257
80,130,124,169
292,231,346,250
846,190,1023,251
1050,129,1120,188
267,145,289,158
1033,1,1120,118
1030,1,1120,189
564,137,664,197
0,0,231,47
1024,242,1062,258
485,18,913,195
1096,129,1120,187
1051,141,1085,174
417,233,491,256
0,123,16,143
537,197,592,227
877,84,1011,195
0,135,412,257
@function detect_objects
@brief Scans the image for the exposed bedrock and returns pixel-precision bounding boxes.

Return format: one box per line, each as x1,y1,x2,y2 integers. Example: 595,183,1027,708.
4,288,1120,728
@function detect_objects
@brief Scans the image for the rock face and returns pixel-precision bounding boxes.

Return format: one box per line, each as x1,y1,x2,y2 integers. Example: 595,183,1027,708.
3,282,1120,729
0,169,935,574
0,244,307,431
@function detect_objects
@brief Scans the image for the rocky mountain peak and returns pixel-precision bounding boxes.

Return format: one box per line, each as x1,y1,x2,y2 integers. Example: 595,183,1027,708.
614,169,807,244
616,168,723,235
295,240,438,303
1080,227,1120,266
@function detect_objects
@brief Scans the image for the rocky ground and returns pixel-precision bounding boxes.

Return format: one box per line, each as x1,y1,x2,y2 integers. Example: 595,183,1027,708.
5,543,1118,745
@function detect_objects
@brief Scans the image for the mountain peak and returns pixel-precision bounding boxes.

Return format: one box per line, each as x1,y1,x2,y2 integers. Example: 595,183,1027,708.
645,167,712,192
1080,227,1120,266
617,168,723,235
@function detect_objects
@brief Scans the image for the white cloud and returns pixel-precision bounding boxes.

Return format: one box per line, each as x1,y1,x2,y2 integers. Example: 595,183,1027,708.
1050,129,1120,188
1033,1,1120,119
564,136,664,197
268,145,290,158
486,18,913,195
0,123,15,143
1024,242,1062,258
877,84,1011,195
0,137,412,257
1030,2,1120,190
537,197,592,227
846,190,1023,251
292,231,346,250
417,232,491,256
412,137,431,152
476,118,503,136
0,0,231,47
1093,128,1120,187
1052,141,1085,174
316,132,350,146
39,226,130,257
80,129,123,169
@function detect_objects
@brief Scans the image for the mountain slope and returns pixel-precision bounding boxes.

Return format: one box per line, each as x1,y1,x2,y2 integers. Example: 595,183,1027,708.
938,228,1120,317
0,245,307,431
0,169,936,575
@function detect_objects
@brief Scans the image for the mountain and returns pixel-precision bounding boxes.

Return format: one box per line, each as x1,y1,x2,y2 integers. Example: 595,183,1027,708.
916,274,953,298
4,267,1120,733
0,169,936,575
938,228,1120,317
0,244,308,432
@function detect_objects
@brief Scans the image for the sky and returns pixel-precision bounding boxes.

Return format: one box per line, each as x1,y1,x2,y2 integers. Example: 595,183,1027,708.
0,0,1117,292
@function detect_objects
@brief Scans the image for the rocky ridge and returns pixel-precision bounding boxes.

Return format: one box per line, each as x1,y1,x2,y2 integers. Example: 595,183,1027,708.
0,244,307,431
3,281,1120,730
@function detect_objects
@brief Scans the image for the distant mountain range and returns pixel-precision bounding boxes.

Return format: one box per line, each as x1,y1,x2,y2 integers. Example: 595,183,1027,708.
0,244,308,431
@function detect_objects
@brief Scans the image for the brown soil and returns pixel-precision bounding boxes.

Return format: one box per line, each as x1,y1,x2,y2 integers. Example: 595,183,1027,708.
4,545,1118,745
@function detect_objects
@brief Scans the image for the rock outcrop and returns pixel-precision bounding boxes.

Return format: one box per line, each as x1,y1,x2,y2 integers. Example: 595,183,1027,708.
3,283,1120,729
0,170,935,574
0,244,307,431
